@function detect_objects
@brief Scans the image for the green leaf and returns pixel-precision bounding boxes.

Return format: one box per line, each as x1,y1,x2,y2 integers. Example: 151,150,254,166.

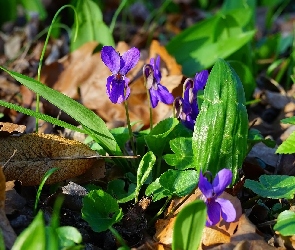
276,130,295,154
0,0,17,26
34,168,59,215
228,61,256,101
56,226,82,247
107,179,136,203
82,189,123,232
46,196,64,250
281,116,295,125
145,118,179,156
145,178,171,201
135,151,156,202
166,9,255,75
0,67,121,156
71,0,114,51
273,210,295,236
0,100,85,134
110,127,130,152
248,128,276,151
193,59,248,183
164,137,194,170
18,0,47,20
244,175,295,199
159,170,198,197
172,200,206,250
12,211,46,250
0,230,5,250
134,129,150,157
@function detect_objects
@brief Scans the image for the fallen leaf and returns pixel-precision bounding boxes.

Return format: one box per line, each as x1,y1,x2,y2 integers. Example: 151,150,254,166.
201,192,242,247
0,122,26,137
0,165,17,249
155,190,242,248
0,133,100,185
154,216,176,245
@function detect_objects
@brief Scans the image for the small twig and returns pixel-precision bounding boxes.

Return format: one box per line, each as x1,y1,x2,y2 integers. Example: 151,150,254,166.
5,154,141,162
165,187,197,219
256,219,276,228
3,149,17,169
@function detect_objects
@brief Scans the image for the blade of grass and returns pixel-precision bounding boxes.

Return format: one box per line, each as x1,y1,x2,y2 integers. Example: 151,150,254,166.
35,4,78,132
0,100,86,134
34,168,59,215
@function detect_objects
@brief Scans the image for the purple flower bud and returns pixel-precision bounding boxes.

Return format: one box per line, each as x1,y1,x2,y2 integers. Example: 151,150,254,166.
199,169,236,226
143,56,174,108
175,70,208,130
101,46,140,104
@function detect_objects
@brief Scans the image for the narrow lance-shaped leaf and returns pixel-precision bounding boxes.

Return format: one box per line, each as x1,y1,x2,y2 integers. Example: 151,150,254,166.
135,151,156,202
71,0,114,50
172,200,206,250
0,67,121,156
193,59,248,183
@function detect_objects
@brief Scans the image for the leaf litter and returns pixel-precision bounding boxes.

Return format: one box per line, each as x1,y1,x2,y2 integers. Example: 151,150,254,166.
0,2,295,250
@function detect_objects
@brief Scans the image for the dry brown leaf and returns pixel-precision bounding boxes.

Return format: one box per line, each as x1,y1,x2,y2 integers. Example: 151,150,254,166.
155,191,242,248
201,192,241,247
0,166,17,249
0,122,26,137
0,133,100,185
154,217,176,245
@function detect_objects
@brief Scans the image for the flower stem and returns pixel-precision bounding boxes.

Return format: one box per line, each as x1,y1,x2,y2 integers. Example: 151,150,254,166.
124,100,136,156
148,197,172,227
109,0,128,34
146,90,153,130
35,5,78,132
108,226,129,249
155,156,162,179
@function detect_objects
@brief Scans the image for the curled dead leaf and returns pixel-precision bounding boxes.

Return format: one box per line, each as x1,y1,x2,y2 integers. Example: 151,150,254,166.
0,133,100,185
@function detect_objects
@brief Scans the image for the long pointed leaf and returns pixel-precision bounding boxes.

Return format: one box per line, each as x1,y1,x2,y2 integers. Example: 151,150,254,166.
192,59,248,183
0,100,85,133
0,67,121,155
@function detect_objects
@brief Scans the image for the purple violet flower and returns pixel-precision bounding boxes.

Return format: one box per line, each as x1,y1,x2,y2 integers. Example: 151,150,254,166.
143,56,174,108
174,70,208,130
101,46,140,104
199,169,236,226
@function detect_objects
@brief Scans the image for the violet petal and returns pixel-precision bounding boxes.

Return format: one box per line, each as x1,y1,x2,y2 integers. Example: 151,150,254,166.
212,169,232,197
155,84,174,105
154,56,162,82
149,88,160,108
181,98,192,115
215,198,236,222
106,77,127,104
120,47,140,75
101,46,121,74
199,170,213,199
193,70,208,92
206,200,221,226
183,115,195,130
